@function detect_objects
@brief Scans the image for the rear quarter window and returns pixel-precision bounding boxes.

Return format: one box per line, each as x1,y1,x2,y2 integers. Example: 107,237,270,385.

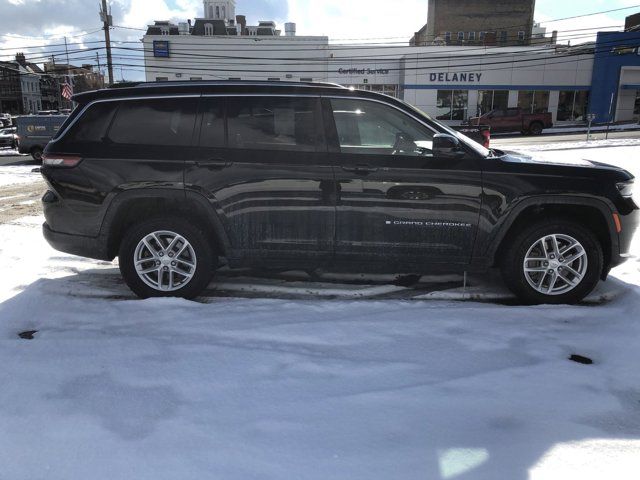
62,102,118,143
107,98,198,146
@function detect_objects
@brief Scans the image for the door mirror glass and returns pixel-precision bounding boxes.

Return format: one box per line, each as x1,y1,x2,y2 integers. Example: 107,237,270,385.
432,133,465,159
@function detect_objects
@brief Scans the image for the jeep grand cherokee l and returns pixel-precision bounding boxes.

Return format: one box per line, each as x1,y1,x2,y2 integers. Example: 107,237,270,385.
40,81,639,304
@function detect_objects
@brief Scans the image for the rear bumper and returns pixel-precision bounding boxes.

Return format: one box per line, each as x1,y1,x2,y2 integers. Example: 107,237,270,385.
43,223,111,261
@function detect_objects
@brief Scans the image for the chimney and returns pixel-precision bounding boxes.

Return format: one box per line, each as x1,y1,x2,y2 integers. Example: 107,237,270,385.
15,52,26,66
285,22,296,37
236,15,247,34
551,30,558,44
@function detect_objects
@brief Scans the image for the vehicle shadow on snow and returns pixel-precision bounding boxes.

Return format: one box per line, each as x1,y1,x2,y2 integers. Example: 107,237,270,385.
1,272,639,479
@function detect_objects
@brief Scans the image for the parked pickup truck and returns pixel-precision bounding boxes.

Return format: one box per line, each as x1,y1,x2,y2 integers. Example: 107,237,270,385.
452,124,490,148
467,108,552,135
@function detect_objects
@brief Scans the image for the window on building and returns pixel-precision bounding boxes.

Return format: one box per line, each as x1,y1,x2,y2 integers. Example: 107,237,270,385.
228,77,241,80
215,6,220,18
444,32,451,43
634,91,640,116
343,84,400,98
222,6,226,18
199,98,225,148
477,90,509,116
330,98,434,156
155,76,169,81
190,77,202,81
107,98,198,146
500,31,508,43
267,77,281,81
457,31,465,41
160,27,169,35
226,96,320,152
479,31,485,41
300,78,313,82
557,90,590,121
468,32,476,41
204,23,214,36
436,90,469,121
518,90,550,113
518,31,525,41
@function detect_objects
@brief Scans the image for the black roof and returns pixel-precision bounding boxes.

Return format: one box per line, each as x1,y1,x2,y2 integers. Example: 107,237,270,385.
72,80,354,103
191,19,228,36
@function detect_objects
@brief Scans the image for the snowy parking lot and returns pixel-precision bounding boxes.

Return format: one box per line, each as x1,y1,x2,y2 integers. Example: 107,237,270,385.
1,141,640,479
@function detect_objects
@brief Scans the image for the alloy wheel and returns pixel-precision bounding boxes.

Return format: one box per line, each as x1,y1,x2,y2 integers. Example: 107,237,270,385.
133,230,197,292
522,233,588,296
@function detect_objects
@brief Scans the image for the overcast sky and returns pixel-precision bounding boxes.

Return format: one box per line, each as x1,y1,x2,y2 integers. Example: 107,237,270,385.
0,0,639,81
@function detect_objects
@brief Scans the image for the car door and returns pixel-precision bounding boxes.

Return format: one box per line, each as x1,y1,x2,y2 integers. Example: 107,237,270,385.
185,95,335,267
325,96,483,269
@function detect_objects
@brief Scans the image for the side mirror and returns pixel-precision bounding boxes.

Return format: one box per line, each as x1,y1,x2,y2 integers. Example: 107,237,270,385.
433,134,465,159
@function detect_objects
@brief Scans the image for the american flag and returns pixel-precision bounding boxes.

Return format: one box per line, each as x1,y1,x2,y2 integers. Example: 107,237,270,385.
61,82,73,101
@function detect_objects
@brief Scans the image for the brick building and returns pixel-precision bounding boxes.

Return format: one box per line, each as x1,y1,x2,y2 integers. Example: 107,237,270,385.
411,0,537,46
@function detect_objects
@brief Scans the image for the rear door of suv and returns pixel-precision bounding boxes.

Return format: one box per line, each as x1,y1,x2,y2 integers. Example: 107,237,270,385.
186,94,335,266
324,95,483,269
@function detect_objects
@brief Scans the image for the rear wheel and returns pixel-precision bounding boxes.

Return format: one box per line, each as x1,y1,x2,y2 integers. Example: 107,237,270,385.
31,147,43,162
118,217,215,299
529,122,544,135
500,220,603,304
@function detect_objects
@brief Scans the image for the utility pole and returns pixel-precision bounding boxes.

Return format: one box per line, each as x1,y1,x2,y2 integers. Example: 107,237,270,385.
64,36,70,73
100,0,114,85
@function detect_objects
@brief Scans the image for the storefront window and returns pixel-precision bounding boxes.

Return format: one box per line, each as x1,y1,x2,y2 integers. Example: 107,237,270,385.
557,90,590,122
343,84,400,98
477,90,509,116
518,90,550,113
436,90,468,120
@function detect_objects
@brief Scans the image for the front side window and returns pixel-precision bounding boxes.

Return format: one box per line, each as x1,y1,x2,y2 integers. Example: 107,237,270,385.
330,98,434,156
107,98,198,146
226,96,320,152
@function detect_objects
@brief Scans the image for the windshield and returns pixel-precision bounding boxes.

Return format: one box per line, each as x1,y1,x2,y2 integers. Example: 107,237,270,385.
401,101,492,158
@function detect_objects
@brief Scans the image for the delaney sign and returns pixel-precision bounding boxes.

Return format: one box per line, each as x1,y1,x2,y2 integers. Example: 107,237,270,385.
428,72,483,82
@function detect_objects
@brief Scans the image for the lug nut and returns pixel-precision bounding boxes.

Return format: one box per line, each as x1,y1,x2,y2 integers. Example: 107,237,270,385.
159,252,164,257
168,253,174,258
548,269,554,274
163,266,169,271
549,254,555,259
171,261,176,267
156,261,161,266
543,261,549,266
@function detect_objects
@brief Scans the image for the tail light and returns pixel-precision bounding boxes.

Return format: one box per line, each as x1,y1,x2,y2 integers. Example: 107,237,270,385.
481,129,490,148
42,154,83,168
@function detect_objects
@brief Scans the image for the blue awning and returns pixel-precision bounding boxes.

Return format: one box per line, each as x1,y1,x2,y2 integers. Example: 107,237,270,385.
621,84,640,89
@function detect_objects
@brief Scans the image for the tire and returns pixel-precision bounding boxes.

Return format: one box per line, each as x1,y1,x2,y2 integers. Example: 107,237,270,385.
31,147,43,162
118,216,215,299
500,219,603,305
529,122,543,135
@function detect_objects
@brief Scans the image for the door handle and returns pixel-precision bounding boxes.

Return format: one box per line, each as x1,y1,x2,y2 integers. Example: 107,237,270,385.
341,165,378,174
195,159,233,169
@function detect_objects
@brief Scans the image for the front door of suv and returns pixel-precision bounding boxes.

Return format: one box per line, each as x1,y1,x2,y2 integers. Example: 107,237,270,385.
325,97,483,269
185,95,335,267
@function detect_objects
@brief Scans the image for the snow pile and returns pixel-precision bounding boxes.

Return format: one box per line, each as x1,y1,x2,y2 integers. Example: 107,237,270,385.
0,141,639,479
0,165,41,187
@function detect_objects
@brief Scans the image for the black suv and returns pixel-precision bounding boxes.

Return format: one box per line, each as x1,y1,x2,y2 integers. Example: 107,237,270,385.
40,81,639,304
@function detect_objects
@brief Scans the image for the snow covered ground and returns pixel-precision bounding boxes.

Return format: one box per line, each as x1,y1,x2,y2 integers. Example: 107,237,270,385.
0,141,639,479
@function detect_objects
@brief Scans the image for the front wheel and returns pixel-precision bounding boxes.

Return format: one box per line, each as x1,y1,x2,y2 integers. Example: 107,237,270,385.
529,122,544,135
501,220,603,304
118,217,215,299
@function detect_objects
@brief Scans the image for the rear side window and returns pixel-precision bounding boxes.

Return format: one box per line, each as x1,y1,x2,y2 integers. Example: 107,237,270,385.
107,98,198,146
199,98,225,148
226,96,320,152
63,102,118,143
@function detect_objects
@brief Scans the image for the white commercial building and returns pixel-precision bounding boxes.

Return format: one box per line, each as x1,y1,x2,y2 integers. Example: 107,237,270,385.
142,1,639,125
